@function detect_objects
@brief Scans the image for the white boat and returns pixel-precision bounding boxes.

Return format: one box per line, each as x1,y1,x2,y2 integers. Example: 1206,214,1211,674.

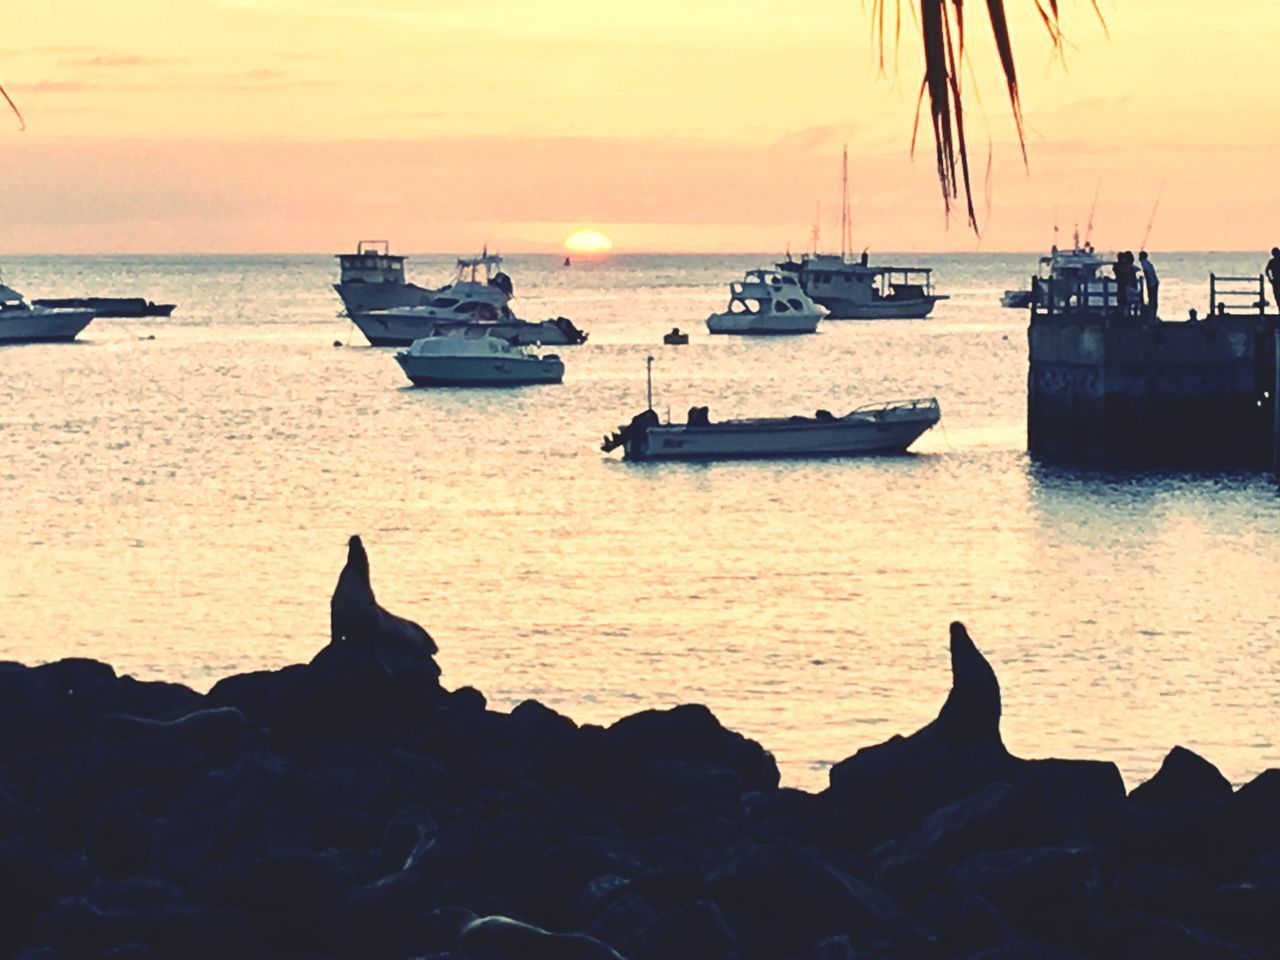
356,309,587,347
774,147,947,320
1001,234,1110,309
0,280,95,344
706,269,824,336
335,243,514,317
776,254,947,319
602,398,941,461
394,332,564,387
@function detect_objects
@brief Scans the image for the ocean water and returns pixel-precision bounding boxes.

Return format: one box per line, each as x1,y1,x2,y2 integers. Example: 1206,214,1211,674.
1,251,1277,792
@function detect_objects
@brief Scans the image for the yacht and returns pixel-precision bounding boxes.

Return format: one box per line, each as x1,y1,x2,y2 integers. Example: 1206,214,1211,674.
0,280,95,344
334,242,513,315
355,307,586,348
602,398,941,461
31,297,175,317
706,269,824,335
394,331,564,387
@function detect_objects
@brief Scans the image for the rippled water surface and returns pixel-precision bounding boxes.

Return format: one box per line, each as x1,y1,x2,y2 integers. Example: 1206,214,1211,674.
2,252,1278,790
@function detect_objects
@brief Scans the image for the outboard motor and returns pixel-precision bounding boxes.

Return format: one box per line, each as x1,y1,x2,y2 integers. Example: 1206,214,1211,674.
554,316,588,344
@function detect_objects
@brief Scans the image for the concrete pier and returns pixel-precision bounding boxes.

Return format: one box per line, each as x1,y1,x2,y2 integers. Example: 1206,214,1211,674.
1027,279,1278,469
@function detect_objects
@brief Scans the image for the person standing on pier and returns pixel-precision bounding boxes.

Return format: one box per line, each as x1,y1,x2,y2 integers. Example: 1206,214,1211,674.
1139,251,1159,320
1113,251,1138,318
1267,248,1280,311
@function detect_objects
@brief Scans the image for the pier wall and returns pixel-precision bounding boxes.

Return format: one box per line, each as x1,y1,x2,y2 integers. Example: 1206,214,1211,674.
1028,315,1277,468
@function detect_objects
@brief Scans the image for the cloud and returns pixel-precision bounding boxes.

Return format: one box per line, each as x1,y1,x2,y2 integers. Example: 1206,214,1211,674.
8,80,92,94
63,54,172,68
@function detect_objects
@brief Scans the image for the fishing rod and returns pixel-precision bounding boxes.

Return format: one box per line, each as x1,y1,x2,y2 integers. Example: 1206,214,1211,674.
1139,187,1164,251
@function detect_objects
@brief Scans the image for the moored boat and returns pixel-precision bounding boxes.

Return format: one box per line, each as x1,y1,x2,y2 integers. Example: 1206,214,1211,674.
394,332,564,387
334,243,514,316
1001,234,1110,309
31,297,175,318
356,310,586,347
776,254,947,319
0,281,95,344
602,397,941,462
706,269,824,335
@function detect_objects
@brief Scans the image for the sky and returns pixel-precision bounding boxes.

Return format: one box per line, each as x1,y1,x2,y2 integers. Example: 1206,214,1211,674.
2,0,1280,253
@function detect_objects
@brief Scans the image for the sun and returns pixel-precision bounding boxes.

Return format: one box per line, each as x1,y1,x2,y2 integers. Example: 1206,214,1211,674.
564,229,613,255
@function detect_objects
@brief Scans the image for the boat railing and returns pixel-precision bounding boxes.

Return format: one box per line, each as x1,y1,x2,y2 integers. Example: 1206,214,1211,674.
849,397,940,417
1209,274,1269,317
355,240,391,256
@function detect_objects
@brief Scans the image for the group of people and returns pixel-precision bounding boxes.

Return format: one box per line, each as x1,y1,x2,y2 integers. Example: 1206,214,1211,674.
1112,250,1160,319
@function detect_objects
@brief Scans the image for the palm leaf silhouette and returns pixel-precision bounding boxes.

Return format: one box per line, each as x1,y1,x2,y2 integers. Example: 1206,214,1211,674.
884,1,1101,230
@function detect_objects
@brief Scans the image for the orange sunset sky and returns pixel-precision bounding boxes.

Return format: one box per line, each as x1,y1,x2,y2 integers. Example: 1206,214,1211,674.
2,0,1278,254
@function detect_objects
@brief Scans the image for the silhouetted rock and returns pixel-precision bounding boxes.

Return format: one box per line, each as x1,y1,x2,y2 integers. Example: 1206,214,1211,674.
1130,747,1233,806
2,545,1277,960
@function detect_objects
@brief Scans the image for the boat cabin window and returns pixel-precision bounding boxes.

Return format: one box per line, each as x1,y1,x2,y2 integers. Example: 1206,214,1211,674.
773,300,790,313
787,299,805,311
428,297,460,308
729,298,762,314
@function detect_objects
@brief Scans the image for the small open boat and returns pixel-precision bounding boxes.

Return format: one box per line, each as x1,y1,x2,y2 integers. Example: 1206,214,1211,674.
602,398,940,461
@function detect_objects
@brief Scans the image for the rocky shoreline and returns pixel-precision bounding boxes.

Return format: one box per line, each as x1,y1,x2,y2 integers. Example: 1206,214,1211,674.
1,536,1276,958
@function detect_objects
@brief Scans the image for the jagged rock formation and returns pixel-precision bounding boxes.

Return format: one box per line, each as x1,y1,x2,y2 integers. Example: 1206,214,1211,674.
0,541,1275,958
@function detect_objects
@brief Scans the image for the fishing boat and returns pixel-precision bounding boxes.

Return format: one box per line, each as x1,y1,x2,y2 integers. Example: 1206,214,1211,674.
1001,233,1110,309
334,243,513,316
706,269,824,336
775,146,947,320
601,359,939,461
603,398,940,461
0,280,95,344
394,332,564,387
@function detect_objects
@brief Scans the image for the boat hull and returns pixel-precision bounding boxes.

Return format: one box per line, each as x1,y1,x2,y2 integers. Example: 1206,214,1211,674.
32,297,175,318
705,312,821,335
0,310,95,344
622,407,939,461
395,354,564,387
810,295,943,320
353,314,585,347
334,281,436,314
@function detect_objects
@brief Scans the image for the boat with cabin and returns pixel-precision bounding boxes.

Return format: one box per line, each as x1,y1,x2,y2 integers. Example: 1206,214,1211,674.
776,146,947,319
355,308,586,348
1002,233,1110,309
334,242,513,316
706,269,824,335
394,331,564,387
0,279,96,344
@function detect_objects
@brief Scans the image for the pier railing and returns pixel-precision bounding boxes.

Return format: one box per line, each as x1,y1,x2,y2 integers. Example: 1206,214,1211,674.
1209,274,1268,317
1030,276,1147,321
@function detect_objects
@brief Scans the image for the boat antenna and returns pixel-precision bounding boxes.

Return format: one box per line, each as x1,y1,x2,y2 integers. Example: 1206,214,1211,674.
811,201,821,255
1084,182,1101,246
646,355,654,412
840,143,852,260
1139,186,1164,250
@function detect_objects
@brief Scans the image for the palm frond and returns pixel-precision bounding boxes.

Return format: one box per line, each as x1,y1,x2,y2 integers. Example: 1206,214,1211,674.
1,83,25,132
885,1,1104,231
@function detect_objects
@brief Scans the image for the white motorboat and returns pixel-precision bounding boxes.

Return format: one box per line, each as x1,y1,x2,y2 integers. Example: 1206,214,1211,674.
602,398,941,461
335,243,514,316
706,269,824,335
355,309,587,347
394,332,564,387
0,280,95,344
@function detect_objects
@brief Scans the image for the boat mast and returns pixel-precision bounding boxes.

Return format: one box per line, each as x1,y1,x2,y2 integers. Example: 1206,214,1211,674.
811,201,821,256
646,355,654,412
840,143,852,260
